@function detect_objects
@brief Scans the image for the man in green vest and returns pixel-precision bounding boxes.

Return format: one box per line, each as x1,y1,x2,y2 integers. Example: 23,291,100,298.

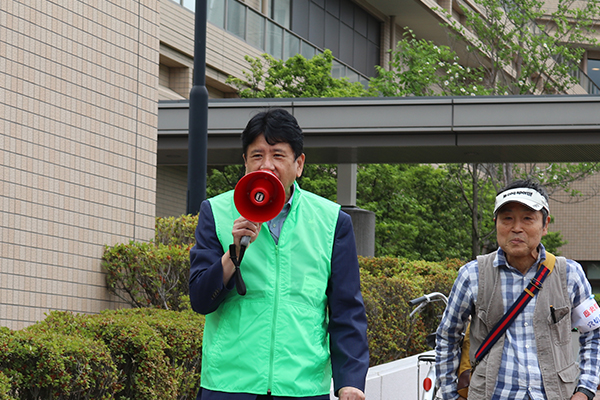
189,108,369,400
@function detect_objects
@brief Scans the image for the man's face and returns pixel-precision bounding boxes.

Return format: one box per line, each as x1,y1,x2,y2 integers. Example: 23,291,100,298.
243,134,305,200
495,202,549,267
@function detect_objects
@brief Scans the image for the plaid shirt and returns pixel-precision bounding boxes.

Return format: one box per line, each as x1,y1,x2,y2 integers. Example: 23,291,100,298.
435,245,600,400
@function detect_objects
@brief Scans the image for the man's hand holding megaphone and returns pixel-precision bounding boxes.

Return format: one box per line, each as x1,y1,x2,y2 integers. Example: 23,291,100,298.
231,217,261,260
227,169,286,295
221,216,262,290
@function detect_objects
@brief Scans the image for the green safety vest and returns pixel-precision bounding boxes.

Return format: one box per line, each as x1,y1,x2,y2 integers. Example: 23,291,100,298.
202,184,341,396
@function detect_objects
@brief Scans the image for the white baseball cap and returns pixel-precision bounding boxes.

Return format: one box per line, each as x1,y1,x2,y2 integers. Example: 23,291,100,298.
494,187,550,215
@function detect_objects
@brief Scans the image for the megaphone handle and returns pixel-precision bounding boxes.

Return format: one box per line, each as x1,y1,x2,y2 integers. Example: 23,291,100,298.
240,235,251,247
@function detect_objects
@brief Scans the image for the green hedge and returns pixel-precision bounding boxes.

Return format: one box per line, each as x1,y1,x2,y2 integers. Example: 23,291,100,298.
1,309,204,400
0,370,14,400
103,242,192,311
155,215,198,247
359,256,461,366
103,215,199,311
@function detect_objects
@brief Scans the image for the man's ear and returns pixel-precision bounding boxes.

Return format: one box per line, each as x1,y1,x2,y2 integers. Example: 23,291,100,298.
295,153,306,178
542,215,550,235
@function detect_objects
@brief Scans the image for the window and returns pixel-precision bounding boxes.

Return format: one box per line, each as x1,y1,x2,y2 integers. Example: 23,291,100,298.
272,0,291,29
182,0,195,12
227,0,246,39
301,41,316,59
266,22,283,60
207,0,225,28
283,30,300,60
247,8,265,50
287,0,380,77
587,59,600,89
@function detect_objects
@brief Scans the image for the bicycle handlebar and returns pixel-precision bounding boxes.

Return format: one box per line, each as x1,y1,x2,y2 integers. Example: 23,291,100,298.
409,292,448,306
409,292,449,319
409,296,427,306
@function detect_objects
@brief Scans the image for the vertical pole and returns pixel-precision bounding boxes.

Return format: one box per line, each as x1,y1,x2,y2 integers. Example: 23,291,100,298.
337,163,357,206
187,0,209,215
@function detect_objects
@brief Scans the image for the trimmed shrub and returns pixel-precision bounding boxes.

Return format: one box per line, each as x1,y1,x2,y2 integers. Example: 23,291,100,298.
0,370,15,400
360,256,461,366
25,308,204,400
155,215,198,247
361,272,422,366
103,215,199,310
0,327,119,399
121,308,203,399
103,242,192,311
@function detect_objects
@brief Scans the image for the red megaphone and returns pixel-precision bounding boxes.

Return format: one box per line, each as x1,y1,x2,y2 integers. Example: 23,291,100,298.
234,170,286,223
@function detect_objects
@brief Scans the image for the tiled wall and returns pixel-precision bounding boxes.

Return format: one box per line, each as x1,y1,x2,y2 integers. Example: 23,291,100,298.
0,0,159,329
549,170,600,262
156,166,188,218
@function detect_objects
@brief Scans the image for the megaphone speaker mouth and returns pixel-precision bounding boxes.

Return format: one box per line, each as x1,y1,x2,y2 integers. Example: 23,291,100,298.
234,170,286,223
250,187,269,205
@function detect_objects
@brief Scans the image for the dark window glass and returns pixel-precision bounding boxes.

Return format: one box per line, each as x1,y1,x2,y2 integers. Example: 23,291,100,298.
367,41,379,77
353,32,367,73
354,8,367,37
325,0,340,17
324,13,340,56
581,261,600,293
340,0,353,27
291,0,309,40
339,22,353,65
309,3,325,48
285,0,380,76
368,16,379,42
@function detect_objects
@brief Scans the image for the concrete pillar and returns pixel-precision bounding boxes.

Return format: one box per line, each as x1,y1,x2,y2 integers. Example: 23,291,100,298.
337,163,357,206
337,164,375,257
342,206,376,257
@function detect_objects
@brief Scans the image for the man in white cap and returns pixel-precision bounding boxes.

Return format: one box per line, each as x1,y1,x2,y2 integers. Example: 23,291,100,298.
435,179,600,400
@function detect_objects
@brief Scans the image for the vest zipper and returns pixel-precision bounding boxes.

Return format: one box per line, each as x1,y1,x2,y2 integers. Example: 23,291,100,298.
267,245,280,393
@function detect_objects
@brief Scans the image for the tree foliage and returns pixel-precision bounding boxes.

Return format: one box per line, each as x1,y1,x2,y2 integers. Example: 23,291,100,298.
226,50,374,98
370,30,491,96
356,164,472,260
440,0,600,94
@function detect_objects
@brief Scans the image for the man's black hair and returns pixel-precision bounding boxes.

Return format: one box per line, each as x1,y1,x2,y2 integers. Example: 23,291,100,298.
496,179,549,226
241,108,304,159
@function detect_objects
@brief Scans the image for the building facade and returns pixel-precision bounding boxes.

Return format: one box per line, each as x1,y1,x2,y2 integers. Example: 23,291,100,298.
1,0,159,329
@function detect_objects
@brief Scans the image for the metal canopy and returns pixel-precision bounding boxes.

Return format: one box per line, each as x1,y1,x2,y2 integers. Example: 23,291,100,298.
158,96,600,165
